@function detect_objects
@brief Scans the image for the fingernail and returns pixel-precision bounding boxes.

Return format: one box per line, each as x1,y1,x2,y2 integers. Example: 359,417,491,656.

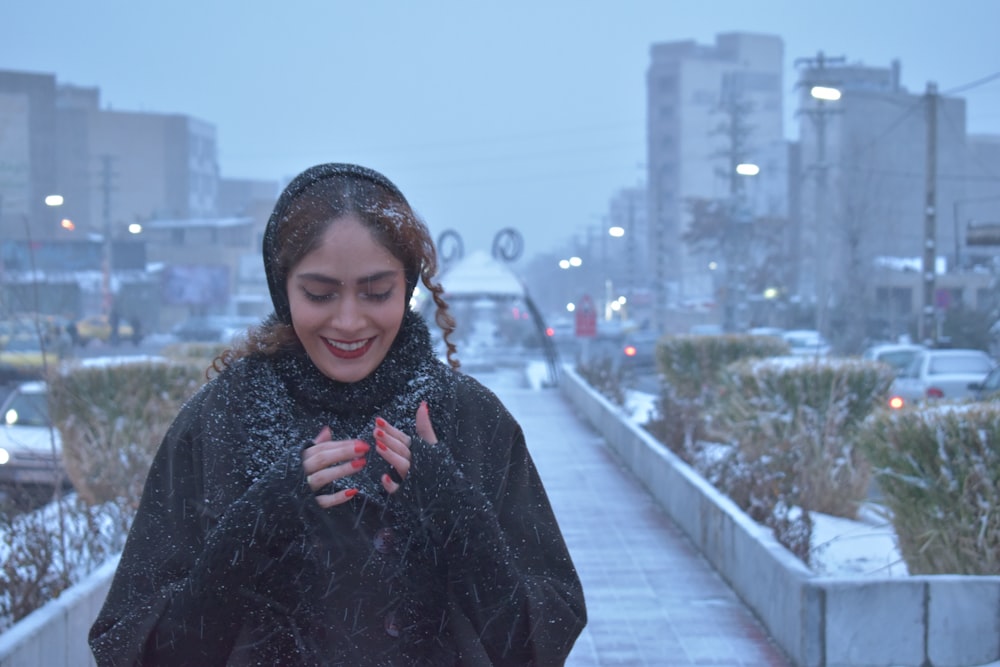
344,488,358,498
354,442,370,454
305,474,312,485
374,428,384,438
421,400,428,414
351,459,366,469
376,440,387,451
382,473,393,485
375,417,387,428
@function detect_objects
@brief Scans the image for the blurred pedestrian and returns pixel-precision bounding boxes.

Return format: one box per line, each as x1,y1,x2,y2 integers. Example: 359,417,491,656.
89,163,586,665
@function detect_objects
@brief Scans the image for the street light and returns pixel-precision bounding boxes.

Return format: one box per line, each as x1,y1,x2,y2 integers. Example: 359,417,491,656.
735,163,760,176
608,225,625,238
811,86,842,101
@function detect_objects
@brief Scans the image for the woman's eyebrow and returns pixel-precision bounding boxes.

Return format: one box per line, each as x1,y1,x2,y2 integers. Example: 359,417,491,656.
296,270,398,286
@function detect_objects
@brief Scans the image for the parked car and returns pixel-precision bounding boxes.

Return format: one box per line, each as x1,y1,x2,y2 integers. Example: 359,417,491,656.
0,335,60,384
968,365,1000,401
861,343,927,376
0,381,63,487
781,329,831,356
620,329,663,376
73,314,137,346
888,348,996,409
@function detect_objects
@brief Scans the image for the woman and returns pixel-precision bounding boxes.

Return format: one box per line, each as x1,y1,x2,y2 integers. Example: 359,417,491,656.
89,163,587,666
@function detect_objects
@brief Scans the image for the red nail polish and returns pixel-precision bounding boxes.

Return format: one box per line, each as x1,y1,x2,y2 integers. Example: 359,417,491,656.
354,442,370,454
344,488,358,498
376,440,387,451
382,473,393,485
374,428,384,438
375,417,387,428
351,459,366,469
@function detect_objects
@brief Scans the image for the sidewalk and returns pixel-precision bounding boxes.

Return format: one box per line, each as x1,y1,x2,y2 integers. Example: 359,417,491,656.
486,374,793,667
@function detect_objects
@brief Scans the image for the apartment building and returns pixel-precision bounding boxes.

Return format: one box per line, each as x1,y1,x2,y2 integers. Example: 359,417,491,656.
645,32,786,329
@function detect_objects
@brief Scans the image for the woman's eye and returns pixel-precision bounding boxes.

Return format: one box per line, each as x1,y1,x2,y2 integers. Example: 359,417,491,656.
303,289,336,302
362,290,393,302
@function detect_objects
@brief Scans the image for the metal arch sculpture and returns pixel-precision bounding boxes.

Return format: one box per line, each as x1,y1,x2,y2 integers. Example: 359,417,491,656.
436,230,464,269
492,228,523,263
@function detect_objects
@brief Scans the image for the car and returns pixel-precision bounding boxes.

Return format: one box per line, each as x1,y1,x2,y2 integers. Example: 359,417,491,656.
0,381,64,487
73,314,137,346
620,329,663,376
781,329,831,357
968,365,1000,401
861,343,927,376
888,348,996,409
0,335,60,384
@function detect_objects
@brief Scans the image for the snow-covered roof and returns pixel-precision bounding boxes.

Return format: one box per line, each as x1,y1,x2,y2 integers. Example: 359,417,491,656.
437,250,525,298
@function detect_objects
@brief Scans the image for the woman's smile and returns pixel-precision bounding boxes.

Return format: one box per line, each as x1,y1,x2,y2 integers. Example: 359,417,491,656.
322,336,375,359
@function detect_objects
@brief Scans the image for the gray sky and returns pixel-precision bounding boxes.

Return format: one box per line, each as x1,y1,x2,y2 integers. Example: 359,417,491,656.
5,0,999,260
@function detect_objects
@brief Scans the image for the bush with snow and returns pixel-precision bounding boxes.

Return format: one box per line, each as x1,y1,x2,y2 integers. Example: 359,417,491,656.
858,402,1000,575
645,333,789,460
47,358,207,508
704,356,894,561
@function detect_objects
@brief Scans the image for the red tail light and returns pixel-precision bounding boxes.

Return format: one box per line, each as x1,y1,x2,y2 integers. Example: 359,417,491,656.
545,327,555,337
624,345,637,357
888,396,905,410
926,387,944,399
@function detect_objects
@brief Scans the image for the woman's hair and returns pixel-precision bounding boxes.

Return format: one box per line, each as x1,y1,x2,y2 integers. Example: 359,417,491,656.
214,166,459,373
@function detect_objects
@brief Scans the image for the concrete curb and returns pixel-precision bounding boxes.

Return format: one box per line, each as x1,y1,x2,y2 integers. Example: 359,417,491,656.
560,366,1000,667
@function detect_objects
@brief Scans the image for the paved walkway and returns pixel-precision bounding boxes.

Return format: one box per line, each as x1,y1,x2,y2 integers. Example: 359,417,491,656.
484,373,793,667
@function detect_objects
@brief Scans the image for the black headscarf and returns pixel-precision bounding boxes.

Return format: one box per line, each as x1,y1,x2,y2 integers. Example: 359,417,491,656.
262,163,412,325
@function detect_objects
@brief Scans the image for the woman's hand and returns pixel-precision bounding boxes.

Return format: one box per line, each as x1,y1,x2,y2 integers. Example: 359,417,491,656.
374,401,437,494
302,426,370,507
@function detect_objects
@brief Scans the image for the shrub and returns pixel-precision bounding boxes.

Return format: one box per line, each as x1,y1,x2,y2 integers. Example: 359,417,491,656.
645,334,789,460
0,496,131,631
857,403,1000,575
576,356,626,407
710,356,894,520
47,360,207,509
701,356,893,559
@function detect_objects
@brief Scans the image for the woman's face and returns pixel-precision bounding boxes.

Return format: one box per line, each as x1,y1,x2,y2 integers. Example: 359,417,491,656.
287,214,407,383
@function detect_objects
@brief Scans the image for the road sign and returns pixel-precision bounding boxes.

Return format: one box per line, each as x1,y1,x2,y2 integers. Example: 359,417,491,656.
575,294,597,338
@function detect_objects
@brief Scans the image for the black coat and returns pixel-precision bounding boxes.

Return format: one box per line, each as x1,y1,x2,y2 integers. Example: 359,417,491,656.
89,311,586,666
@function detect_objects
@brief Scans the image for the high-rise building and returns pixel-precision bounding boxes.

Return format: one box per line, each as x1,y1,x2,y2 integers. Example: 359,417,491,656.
646,33,785,330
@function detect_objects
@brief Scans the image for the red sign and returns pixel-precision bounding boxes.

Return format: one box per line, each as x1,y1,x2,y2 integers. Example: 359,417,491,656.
575,294,597,338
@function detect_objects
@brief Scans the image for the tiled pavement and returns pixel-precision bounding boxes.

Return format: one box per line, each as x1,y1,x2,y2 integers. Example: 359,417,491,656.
485,373,794,667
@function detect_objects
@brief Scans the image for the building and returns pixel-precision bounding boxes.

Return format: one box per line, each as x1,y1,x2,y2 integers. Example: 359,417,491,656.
645,32,786,331
0,68,278,329
794,56,1000,346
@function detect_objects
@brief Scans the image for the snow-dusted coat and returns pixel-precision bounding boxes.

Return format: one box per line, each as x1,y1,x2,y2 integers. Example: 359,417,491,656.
89,310,586,665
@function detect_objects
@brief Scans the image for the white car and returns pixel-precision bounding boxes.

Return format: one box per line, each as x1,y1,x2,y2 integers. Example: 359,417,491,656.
0,381,63,487
861,343,927,375
888,348,996,409
781,329,831,356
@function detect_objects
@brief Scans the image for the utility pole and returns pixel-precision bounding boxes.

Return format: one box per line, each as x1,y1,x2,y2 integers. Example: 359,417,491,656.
920,83,938,345
795,51,845,338
715,81,754,332
100,154,115,315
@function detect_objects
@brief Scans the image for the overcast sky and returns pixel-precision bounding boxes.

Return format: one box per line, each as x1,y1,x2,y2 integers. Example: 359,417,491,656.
4,0,999,260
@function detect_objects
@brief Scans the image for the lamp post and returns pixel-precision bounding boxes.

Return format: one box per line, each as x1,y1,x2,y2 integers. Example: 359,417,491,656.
796,51,845,338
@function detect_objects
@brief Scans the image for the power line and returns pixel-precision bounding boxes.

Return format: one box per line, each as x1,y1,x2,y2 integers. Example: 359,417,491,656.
943,71,1000,96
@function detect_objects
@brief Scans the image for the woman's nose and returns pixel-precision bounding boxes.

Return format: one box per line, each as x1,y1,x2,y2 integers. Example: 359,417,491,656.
330,296,363,330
